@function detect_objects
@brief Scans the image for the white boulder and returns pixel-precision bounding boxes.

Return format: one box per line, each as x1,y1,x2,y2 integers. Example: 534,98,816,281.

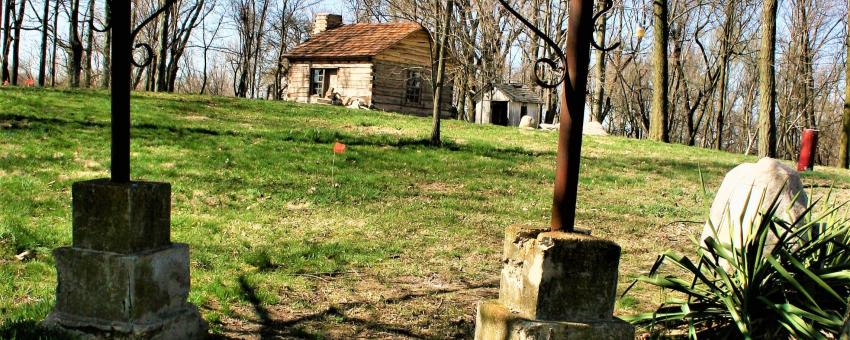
519,116,536,129
583,121,608,136
700,158,809,254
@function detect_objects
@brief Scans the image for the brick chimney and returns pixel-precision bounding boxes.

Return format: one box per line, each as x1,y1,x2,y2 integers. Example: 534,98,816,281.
312,13,343,35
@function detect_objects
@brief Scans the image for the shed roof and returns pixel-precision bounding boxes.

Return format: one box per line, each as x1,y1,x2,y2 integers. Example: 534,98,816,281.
285,22,425,60
487,84,543,104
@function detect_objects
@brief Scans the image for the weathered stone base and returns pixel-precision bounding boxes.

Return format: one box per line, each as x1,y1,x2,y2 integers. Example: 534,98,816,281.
43,243,207,339
44,305,206,340
475,300,634,340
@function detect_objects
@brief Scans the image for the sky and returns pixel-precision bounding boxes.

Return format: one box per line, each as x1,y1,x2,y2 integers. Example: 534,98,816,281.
9,0,356,82
314,0,350,19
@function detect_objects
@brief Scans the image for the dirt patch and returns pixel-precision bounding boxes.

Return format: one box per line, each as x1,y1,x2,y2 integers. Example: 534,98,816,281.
183,115,211,122
286,202,312,211
417,181,464,195
212,273,498,339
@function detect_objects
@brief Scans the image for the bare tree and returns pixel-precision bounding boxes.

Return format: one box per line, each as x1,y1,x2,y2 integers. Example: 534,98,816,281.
840,3,849,168
67,0,84,87
49,0,57,86
83,0,94,87
650,0,670,142
101,0,110,88
198,1,224,95
714,0,735,150
1,0,11,83
38,0,50,86
758,0,778,157
430,0,453,146
8,0,23,84
591,0,608,123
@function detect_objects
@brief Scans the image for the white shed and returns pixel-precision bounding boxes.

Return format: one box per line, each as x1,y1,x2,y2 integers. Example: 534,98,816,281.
474,84,544,127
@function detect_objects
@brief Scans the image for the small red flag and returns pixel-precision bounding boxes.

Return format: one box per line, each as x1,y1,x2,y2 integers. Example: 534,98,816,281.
333,142,346,154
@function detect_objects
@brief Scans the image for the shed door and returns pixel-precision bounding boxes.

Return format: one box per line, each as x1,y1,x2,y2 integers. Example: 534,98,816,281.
491,101,509,126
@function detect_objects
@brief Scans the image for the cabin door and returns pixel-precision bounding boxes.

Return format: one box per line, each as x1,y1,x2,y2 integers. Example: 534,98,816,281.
491,101,509,126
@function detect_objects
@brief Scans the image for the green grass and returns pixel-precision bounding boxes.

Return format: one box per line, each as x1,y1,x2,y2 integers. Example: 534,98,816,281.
1,87,848,338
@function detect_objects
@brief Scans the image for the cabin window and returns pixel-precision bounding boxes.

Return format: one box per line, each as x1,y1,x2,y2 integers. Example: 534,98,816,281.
521,105,528,117
405,70,422,104
310,69,326,96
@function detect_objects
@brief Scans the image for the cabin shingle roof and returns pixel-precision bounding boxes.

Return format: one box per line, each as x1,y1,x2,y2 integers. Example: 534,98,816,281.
285,22,424,60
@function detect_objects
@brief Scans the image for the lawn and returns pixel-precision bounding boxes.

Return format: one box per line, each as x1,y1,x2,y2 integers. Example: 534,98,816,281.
1,87,848,338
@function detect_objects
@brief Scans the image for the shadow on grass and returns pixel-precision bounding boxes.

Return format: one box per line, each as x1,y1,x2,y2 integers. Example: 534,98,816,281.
217,277,498,339
1,111,552,161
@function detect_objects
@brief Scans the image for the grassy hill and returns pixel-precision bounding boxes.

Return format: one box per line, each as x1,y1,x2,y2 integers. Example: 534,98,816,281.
1,87,848,338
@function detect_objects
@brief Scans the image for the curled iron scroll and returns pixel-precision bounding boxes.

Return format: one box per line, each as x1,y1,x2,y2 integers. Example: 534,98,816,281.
496,0,567,89
132,43,154,68
591,0,621,52
497,0,621,88
96,0,177,68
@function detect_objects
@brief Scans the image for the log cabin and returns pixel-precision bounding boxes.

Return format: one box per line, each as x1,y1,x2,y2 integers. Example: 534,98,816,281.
284,14,453,117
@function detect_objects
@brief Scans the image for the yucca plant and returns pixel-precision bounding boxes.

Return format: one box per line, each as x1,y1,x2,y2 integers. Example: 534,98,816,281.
624,190,850,339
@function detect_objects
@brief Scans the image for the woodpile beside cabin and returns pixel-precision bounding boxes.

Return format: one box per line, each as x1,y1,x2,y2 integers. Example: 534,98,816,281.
284,14,453,117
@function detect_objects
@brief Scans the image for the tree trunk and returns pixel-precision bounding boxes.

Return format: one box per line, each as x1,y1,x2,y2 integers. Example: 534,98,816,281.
84,0,95,87
715,0,734,150
430,0,453,146
840,5,849,168
49,0,58,86
1,0,12,83
38,0,49,86
101,0,111,88
591,0,607,123
758,0,778,158
650,0,670,142
68,0,83,88
250,0,270,98
156,1,171,92
10,0,23,85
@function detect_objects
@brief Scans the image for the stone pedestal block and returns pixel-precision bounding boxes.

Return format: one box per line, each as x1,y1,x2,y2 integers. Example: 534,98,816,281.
44,180,206,339
475,225,634,340
499,225,622,321
475,300,634,340
45,243,207,339
51,245,190,323
73,179,171,254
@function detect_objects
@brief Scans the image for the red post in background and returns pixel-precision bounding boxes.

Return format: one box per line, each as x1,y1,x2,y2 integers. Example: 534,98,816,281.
797,129,819,172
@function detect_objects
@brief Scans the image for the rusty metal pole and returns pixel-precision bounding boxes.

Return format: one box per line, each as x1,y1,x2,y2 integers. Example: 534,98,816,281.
498,0,617,232
550,0,595,232
111,0,130,183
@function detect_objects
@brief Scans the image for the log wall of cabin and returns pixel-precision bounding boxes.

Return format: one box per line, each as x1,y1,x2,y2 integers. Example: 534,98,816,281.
285,30,453,116
287,61,373,104
372,30,453,117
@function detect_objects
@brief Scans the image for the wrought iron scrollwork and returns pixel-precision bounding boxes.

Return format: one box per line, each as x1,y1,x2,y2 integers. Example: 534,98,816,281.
132,43,155,67
497,0,567,89
591,0,620,52
96,0,178,68
497,0,621,88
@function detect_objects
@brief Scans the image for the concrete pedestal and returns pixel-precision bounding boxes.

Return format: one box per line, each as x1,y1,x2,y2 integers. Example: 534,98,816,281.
44,180,207,339
475,225,634,340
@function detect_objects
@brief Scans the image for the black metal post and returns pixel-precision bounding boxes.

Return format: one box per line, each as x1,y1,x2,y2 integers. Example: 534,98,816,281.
111,0,130,183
